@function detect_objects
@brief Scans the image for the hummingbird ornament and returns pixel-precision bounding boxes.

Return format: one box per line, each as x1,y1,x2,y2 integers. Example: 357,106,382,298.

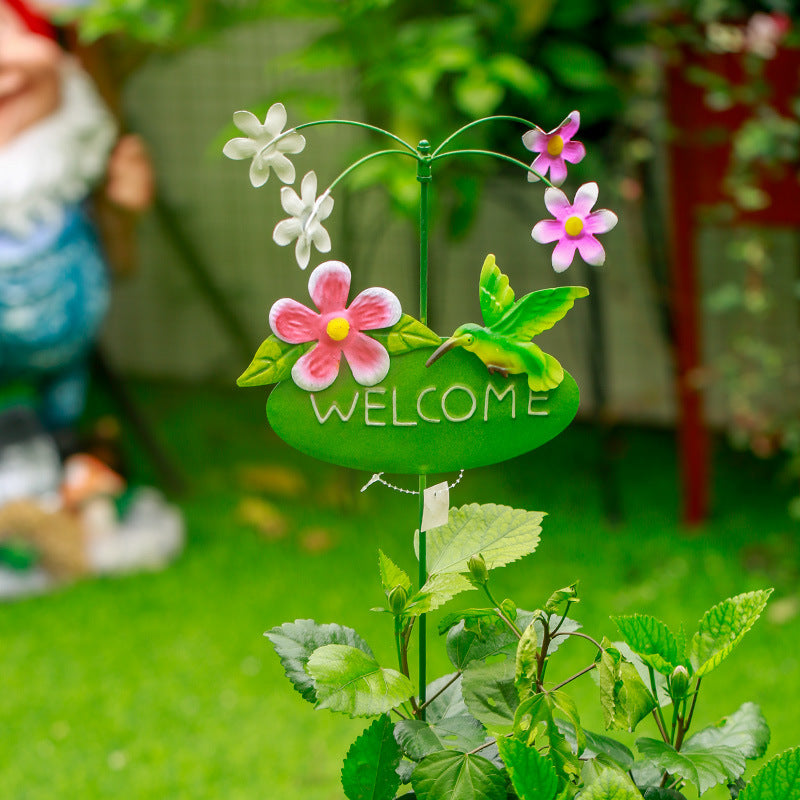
426,254,588,391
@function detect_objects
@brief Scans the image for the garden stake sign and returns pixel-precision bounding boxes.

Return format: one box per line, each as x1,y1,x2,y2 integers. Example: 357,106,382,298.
227,106,786,800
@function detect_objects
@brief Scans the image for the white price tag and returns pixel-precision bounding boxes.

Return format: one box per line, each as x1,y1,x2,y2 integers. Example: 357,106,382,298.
421,481,450,532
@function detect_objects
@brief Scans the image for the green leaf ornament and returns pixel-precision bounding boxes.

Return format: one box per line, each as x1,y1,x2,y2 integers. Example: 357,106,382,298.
237,336,311,387
341,715,402,800
306,644,415,717
370,314,442,355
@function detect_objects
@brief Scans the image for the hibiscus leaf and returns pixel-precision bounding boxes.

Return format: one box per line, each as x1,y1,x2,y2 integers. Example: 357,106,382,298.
739,746,800,800
461,657,518,734
636,737,744,795
613,614,680,675
341,714,401,800
580,768,644,800
404,572,474,617
415,503,544,576
264,619,374,703
496,736,558,800
237,336,311,387
685,702,770,761
594,640,656,733
411,750,507,800
371,314,441,355
691,589,772,677
307,644,415,717
378,550,412,595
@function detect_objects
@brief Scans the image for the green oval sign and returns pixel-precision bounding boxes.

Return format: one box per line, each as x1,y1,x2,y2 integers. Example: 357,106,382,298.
266,348,579,474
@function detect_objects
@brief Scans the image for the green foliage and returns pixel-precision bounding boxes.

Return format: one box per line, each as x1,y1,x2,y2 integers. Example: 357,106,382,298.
636,737,745,795
462,658,518,734
443,609,532,669
411,750,507,800
691,589,773,677
264,493,775,799
417,503,544,576
515,619,540,699
66,0,275,45
340,715,401,800
740,747,800,800
613,614,683,676
237,337,310,388
580,769,644,800
264,619,373,703
306,644,414,717
595,640,656,733
685,702,770,761
378,550,411,595
497,736,558,800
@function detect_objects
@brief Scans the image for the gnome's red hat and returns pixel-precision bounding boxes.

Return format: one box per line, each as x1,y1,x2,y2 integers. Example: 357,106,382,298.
4,0,57,40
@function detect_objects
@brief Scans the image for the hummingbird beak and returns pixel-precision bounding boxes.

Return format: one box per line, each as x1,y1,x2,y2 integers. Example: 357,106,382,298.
425,335,469,367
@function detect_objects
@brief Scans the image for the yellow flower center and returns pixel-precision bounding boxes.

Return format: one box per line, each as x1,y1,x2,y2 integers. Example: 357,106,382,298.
326,317,350,341
564,215,584,237
547,135,564,157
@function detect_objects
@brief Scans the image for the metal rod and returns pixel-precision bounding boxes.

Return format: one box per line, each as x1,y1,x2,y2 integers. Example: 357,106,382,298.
416,140,432,718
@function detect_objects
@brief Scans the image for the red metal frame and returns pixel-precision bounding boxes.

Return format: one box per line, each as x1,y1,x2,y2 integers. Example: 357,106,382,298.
665,47,800,524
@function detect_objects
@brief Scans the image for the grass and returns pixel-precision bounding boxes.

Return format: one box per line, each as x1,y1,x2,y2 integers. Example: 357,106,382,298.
1,380,798,799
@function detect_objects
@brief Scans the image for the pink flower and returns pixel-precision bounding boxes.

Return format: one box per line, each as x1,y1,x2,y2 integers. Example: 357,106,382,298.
269,261,402,391
532,182,618,272
522,111,586,187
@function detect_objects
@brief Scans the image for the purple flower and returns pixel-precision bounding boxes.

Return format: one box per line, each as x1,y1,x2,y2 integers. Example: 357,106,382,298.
532,182,618,272
522,111,586,187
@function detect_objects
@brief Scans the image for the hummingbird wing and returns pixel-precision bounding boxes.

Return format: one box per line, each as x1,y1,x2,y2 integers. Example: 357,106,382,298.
479,254,515,327
520,342,565,391
491,286,589,341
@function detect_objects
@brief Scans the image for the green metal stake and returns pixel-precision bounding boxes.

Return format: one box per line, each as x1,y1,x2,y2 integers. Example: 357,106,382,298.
416,140,432,718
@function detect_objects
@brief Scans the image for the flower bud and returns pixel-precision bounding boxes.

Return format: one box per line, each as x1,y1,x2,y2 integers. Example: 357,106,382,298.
467,554,489,585
670,665,690,699
387,584,408,614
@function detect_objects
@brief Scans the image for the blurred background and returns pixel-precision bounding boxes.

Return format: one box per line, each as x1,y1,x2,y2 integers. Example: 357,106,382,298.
0,0,798,798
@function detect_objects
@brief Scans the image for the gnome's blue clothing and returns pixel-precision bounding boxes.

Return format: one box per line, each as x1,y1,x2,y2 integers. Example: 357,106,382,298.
0,205,109,427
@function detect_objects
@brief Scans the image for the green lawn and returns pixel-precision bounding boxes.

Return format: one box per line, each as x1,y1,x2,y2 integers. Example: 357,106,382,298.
1,381,797,798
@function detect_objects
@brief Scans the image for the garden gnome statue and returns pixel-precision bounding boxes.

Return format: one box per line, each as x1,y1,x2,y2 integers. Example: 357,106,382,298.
0,0,153,439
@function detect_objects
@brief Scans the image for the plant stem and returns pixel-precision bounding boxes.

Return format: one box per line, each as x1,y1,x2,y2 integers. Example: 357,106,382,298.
431,148,553,186
647,665,670,743
551,662,597,691
418,671,462,712
652,708,670,744
294,119,418,153
432,114,540,157
468,736,505,756
675,679,701,752
394,615,405,675
483,585,523,638
551,630,605,654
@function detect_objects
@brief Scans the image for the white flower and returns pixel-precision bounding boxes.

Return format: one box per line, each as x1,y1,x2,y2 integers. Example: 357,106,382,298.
222,103,305,187
272,171,334,269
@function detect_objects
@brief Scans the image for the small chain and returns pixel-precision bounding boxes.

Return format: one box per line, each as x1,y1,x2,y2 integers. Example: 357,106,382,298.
360,469,465,495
